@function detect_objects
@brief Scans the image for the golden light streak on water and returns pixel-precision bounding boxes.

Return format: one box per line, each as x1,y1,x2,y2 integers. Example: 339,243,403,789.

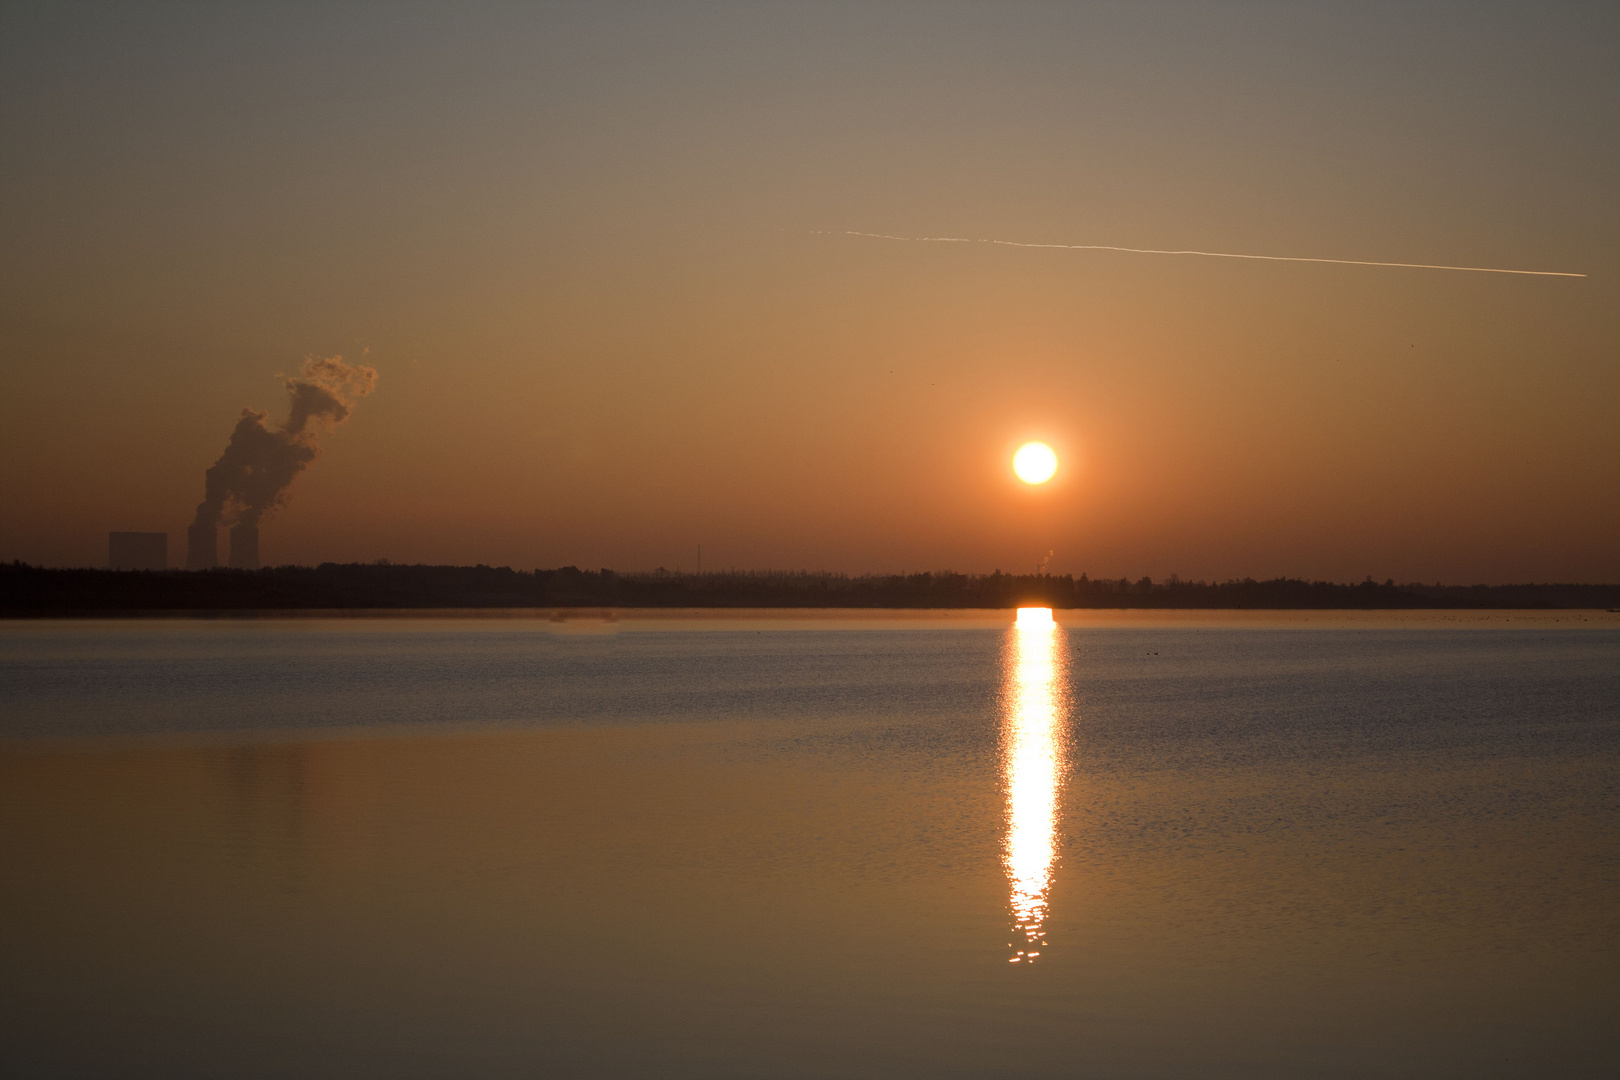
1002,608,1068,964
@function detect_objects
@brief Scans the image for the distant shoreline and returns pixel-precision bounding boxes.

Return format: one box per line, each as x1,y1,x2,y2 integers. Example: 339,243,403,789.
3,607,1616,631
5,563,1618,615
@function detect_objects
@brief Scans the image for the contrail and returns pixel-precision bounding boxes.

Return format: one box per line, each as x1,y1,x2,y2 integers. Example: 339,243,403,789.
827,230,1585,277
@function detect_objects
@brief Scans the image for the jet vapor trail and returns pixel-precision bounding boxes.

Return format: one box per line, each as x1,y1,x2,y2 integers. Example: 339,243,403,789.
829,231,1585,277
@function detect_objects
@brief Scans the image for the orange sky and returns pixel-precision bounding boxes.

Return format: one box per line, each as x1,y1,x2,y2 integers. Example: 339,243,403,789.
2,3,1616,582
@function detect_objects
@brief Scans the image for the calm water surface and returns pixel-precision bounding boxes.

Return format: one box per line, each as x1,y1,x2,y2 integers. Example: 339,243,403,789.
2,613,1617,1078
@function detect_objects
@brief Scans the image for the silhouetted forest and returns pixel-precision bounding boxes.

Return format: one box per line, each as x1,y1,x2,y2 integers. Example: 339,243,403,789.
4,562,1618,613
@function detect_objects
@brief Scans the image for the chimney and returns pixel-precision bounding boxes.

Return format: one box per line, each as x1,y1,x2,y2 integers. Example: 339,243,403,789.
186,525,218,570
229,524,260,570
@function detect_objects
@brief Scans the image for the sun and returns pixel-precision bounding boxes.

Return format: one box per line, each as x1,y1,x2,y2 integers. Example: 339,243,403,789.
1013,442,1058,485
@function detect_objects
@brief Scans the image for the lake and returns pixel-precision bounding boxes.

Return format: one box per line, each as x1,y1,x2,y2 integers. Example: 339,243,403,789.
2,611,1617,1078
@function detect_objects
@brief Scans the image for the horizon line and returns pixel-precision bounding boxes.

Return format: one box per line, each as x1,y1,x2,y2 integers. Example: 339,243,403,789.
8,562,1618,589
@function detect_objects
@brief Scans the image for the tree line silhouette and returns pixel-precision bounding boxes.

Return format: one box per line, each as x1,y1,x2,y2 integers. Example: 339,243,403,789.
4,561,1618,612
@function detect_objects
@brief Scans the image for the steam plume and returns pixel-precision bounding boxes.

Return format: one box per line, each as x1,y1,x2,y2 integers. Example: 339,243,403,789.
192,356,377,531
828,231,1586,277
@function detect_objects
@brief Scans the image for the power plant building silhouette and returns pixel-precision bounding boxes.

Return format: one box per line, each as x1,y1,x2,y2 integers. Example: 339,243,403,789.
108,532,167,571
185,524,262,569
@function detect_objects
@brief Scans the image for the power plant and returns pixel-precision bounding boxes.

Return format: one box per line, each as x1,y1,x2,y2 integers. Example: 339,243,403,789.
185,355,376,572
109,532,167,571
182,523,260,569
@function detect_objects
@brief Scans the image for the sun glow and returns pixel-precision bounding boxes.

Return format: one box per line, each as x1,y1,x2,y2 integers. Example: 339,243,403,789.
1002,607,1068,964
1013,442,1058,485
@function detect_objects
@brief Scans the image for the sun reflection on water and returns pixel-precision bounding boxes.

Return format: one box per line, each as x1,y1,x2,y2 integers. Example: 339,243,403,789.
1002,607,1069,964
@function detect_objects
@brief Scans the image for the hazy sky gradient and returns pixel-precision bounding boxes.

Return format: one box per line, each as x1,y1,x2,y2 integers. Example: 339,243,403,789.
3,1,1616,581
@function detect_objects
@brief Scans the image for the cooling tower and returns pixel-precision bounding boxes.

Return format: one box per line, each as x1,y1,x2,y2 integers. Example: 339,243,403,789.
186,525,218,570
109,532,167,571
228,525,260,570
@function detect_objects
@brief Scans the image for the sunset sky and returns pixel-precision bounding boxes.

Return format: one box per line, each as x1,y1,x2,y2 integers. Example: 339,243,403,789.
3,2,1615,582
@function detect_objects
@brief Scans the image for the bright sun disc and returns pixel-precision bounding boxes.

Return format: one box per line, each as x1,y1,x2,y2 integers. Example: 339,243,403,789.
1013,442,1058,485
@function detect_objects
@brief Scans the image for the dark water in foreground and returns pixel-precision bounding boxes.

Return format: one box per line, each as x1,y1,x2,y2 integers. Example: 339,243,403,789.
2,614,1617,1078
